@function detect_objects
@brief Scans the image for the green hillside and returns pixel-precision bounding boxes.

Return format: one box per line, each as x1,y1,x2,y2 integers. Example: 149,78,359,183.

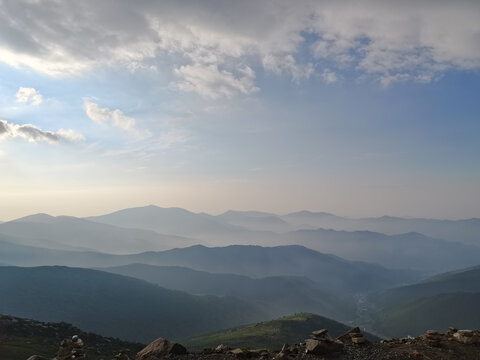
185,313,379,351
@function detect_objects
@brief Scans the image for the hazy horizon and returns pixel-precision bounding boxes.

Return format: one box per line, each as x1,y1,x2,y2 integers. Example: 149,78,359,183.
2,203,479,223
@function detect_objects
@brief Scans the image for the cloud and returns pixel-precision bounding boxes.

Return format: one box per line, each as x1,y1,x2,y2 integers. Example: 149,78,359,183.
0,0,478,87
173,64,258,99
83,101,136,131
321,70,338,84
16,87,42,105
262,54,314,82
0,119,84,143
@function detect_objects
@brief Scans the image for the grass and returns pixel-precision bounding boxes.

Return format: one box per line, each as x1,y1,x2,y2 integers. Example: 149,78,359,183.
184,312,377,351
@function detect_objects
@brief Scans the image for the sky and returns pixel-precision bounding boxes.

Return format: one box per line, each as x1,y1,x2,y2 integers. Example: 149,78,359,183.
0,0,479,220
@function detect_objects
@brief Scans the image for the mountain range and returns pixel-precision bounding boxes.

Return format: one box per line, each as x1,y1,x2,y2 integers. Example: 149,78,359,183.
2,205,479,274
1,204,479,344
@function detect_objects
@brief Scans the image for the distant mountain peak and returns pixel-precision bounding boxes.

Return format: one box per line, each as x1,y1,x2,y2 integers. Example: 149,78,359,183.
11,213,56,223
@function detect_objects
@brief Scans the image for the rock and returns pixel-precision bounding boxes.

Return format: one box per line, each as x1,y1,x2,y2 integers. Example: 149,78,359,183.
26,356,50,360
214,344,229,353
351,336,366,344
311,329,328,338
449,326,458,333
426,330,438,336
229,348,251,357
337,327,367,345
136,338,187,360
453,330,480,344
304,338,343,355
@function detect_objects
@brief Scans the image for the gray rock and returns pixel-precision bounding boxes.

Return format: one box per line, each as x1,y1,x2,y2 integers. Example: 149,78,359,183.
136,338,187,360
305,338,343,355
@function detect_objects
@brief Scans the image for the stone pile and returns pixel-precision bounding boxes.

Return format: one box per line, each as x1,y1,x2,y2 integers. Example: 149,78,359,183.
405,327,480,347
54,335,86,360
304,328,344,355
337,327,367,345
452,329,480,344
420,329,444,346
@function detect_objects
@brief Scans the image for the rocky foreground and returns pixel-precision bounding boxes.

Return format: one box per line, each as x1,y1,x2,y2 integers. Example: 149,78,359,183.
26,326,480,360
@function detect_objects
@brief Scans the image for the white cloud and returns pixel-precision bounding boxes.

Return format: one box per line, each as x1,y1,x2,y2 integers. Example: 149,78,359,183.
321,70,338,84
83,102,111,124
16,87,42,106
111,110,136,131
379,73,410,87
0,119,84,143
0,0,478,87
173,64,258,99
262,54,314,82
83,101,136,131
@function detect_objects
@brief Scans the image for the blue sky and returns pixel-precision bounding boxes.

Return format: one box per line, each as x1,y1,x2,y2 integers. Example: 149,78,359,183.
0,0,479,220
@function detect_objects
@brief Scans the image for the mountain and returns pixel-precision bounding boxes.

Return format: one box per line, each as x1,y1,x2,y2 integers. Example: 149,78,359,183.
0,313,144,360
120,245,418,294
86,205,243,238
0,238,417,294
281,212,480,246
0,237,121,267
0,214,199,253
369,266,480,337
373,265,480,309
282,229,480,273
185,312,380,351
216,210,292,232
0,266,265,343
376,292,480,337
281,211,341,228
100,263,356,321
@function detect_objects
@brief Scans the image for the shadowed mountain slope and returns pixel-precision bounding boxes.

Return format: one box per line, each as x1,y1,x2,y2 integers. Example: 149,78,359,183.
100,263,356,321
0,266,265,343
376,292,480,338
373,265,480,309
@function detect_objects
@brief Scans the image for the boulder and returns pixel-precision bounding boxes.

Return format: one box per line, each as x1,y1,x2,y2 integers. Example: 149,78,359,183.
351,336,366,344
453,330,480,344
311,329,328,338
136,338,187,360
304,338,343,355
